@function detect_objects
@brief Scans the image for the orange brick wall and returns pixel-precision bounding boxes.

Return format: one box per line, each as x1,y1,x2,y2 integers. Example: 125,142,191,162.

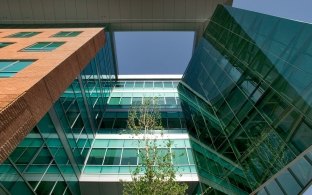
0,28,105,162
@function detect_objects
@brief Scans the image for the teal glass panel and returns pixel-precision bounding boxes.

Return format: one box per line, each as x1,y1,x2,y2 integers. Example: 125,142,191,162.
44,42,65,50
16,147,39,164
121,149,137,165
172,149,188,165
109,97,120,105
87,149,105,165
119,166,136,173
53,31,82,37
7,32,40,38
134,82,144,88
108,140,124,147
84,166,102,173
124,82,134,88
0,42,13,48
0,60,34,78
33,147,53,164
144,82,153,88
3,61,33,72
93,140,109,148
276,171,301,194
163,82,173,88
123,139,139,148
154,82,163,89
0,61,13,68
101,166,119,174
132,97,142,105
187,149,195,164
120,97,131,105
23,42,65,51
52,182,67,194
103,149,122,165
290,158,312,186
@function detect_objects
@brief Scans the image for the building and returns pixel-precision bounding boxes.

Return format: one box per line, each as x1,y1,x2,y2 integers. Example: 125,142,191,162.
179,5,312,195
0,2,312,195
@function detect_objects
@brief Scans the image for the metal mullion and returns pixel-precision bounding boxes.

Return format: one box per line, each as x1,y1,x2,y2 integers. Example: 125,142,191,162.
75,126,85,143
33,159,54,191
22,142,46,174
64,98,76,113
206,51,298,160
12,146,28,164
275,179,287,195
77,75,96,134
288,168,305,188
62,187,68,195
102,148,108,165
35,125,75,194
119,148,124,165
70,112,81,129
7,158,36,194
48,179,60,195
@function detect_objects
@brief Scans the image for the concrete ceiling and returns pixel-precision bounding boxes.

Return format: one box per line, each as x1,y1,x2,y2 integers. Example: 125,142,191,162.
0,0,232,39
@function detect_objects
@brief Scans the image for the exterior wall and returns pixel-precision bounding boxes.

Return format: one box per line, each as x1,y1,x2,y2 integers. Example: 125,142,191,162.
0,32,116,195
179,5,312,194
0,28,105,163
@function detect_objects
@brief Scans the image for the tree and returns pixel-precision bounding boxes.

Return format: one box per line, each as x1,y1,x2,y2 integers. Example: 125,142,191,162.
122,98,188,195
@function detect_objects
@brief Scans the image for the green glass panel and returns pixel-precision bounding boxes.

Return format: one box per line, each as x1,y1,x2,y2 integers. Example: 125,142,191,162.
144,82,153,88
121,149,137,165
45,42,65,50
16,147,38,164
187,149,195,164
87,149,105,165
93,140,109,148
36,181,56,194
23,42,64,51
7,32,40,38
0,61,13,69
163,82,173,88
33,147,52,164
124,82,134,88
134,82,144,88
0,42,13,48
103,149,122,165
109,97,120,105
154,82,163,88
172,149,188,165
101,166,119,174
53,31,82,37
120,97,131,105
132,97,142,105
52,182,67,195
3,61,33,72
108,140,124,147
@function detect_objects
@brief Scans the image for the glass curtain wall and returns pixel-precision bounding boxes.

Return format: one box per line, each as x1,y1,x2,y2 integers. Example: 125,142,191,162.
179,5,312,194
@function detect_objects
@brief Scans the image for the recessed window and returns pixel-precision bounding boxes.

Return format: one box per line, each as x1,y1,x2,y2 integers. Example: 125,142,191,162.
0,60,34,78
0,42,14,48
22,42,65,52
52,31,82,37
7,32,41,38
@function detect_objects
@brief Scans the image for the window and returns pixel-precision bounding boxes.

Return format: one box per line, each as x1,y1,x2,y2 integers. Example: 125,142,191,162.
52,31,82,37
22,42,65,52
7,32,41,38
0,42,14,48
0,60,34,77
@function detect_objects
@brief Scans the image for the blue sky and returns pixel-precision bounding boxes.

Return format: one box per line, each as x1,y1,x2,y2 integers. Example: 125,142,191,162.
115,1,312,75
115,31,194,75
